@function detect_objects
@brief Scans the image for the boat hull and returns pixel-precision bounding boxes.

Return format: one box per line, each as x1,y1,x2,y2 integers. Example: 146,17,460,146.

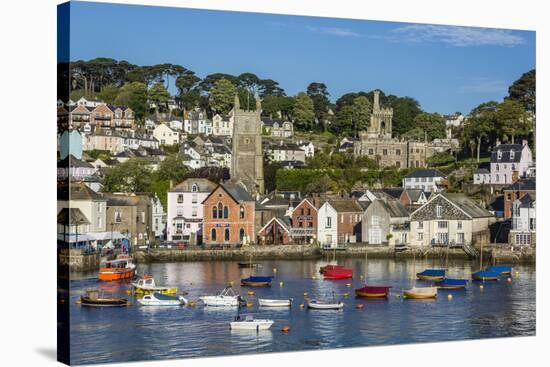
98,268,135,281
258,299,292,307
80,297,129,307
307,301,344,310
403,287,437,299
355,286,392,298
417,275,445,281
472,270,500,281
133,286,178,295
240,281,271,287
230,320,274,330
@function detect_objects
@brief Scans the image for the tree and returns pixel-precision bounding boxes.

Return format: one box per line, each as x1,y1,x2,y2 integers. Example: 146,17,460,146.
508,69,535,113
496,99,528,144
388,96,423,136
258,79,285,97
292,92,315,131
175,70,201,110
96,85,119,104
209,78,237,115
413,112,446,141
148,82,171,114
199,73,237,94
307,82,330,127
155,154,189,182
463,101,498,162
103,159,152,193
115,82,148,119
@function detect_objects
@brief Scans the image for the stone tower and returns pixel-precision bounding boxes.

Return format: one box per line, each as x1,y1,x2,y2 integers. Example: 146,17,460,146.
367,90,393,139
230,93,265,196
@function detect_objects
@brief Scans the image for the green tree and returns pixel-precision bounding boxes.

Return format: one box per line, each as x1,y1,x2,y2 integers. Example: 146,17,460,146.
463,101,498,162
292,92,315,131
175,70,201,110
154,154,189,182
149,81,171,114
307,82,330,128
115,82,148,119
413,112,446,140
103,159,152,193
508,69,535,113
496,99,528,144
210,78,237,115
97,85,119,104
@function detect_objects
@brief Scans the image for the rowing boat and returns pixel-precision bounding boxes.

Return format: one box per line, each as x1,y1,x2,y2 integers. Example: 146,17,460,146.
258,298,292,307
416,268,446,281
403,287,437,299
433,278,468,289
355,285,392,298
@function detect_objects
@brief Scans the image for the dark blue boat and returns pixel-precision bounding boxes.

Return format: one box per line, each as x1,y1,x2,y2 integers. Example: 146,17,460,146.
240,276,273,286
472,270,500,281
416,269,446,281
434,278,468,289
486,265,513,275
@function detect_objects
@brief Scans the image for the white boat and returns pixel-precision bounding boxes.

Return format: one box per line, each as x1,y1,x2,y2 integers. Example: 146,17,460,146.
200,286,246,307
229,315,274,330
403,287,438,299
307,299,344,310
258,298,292,307
137,292,187,306
132,275,177,295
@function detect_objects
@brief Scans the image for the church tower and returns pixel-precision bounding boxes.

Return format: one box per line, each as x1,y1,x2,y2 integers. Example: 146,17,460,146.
230,93,265,196
367,90,393,139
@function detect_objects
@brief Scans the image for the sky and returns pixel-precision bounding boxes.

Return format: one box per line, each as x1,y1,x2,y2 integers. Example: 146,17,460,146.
64,1,535,114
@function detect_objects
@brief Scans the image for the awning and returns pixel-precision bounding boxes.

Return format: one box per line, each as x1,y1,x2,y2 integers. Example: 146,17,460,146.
57,233,95,243
88,231,126,241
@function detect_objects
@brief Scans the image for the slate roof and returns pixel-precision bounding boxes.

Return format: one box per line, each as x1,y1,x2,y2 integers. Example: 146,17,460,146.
58,182,105,201
489,195,504,212
57,154,95,169
505,178,536,192
491,144,523,163
379,199,410,218
169,178,217,193
261,117,287,127
57,207,90,225
442,193,493,218
382,188,404,200
518,193,535,208
406,189,424,202
329,200,364,213
475,168,490,174
405,169,445,178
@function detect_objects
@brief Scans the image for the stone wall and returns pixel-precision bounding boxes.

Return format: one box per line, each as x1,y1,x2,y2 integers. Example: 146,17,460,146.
58,249,100,272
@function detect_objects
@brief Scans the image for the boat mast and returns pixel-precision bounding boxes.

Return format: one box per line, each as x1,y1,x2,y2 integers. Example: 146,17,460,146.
479,242,483,271
364,249,368,280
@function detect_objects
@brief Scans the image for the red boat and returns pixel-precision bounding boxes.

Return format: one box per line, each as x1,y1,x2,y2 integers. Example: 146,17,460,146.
323,266,353,280
320,264,343,274
355,285,392,298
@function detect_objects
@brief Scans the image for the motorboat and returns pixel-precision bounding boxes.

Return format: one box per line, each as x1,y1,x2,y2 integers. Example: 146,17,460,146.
307,296,344,310
229,315,274,330
355,285,392,298
80,290,129,307
138,292,187,306
403,287,437,299
200,286,246,307
319,264,342,275
258,298,292,307
98,255,136,281
132,275,178,295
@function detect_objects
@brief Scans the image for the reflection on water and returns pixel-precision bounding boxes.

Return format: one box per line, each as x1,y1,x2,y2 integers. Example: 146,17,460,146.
69,258,536,365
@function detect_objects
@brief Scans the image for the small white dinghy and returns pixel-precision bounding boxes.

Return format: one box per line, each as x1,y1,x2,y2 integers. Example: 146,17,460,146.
138,292,187,306
230,315,274,331
307,299,344,310
403,286,437,299
258,298,292,307
200,286,246,307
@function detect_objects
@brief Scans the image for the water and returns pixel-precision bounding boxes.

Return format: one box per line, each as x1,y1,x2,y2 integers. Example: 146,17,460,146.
68,258,536,365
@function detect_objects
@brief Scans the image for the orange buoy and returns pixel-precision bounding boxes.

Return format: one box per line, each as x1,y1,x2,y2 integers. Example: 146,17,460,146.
299,303,305,309
281,326,290,333
356,304,364,309
507,277,512,283
247,291,255,296
246,303,253,308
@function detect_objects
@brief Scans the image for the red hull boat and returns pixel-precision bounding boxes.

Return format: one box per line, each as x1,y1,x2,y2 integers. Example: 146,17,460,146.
355,285,392,298
324,267,353,280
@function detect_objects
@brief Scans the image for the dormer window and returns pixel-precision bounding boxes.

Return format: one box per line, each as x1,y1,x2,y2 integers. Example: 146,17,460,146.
192,184,198,192
497,150,502,160
510,150,515,160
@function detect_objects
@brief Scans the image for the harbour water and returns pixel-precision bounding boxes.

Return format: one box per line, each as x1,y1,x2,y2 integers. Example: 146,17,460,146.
69,258,535,365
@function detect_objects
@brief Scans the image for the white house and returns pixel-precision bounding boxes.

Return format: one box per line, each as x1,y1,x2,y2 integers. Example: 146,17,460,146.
166,178,217,244
317,201,338,248
184,110,212,135
212,113,233,136
473,168,491,185
362,198,410,246
509,194,535,246
151,195,166,239
402,169,446,192
490,140,533,185
297,141,315,158
153,124,179,146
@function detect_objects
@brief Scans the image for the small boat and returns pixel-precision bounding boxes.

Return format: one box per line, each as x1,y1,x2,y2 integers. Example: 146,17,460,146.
230,315,274,330
323,266,353,280
486,265,513,275
319,264,342,274
98,255,136,281
138,292,187,306
132,275,178,295
403,287,437,299
80,290,129,307
472,270,500,281
355,285,392,298
200,286,247,307
416,269,446,281
258,298,292,307
238,262,262,269
307,299,344,310
241,275,273,287
433,278,469,289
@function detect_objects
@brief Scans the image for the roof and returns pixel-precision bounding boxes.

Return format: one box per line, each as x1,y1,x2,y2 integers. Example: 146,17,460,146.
405,169,445,178
406,189,424,202
505,178,536,191
259,216,292,234
382,188,404,200
328,200,363,213
103,194,143,206
442,193,494,218
378,199,410,218
491,144,524,163
57,207,90,225
57,154,95,169
261,117,287,127
58,182,105,201
518,193,535,208
489,195,504,212
169,178,217,193
475,168,490,174
221,182,255,202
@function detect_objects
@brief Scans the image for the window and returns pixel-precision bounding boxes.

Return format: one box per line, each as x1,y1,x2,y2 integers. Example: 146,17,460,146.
192,184,198,193
224,228,230,241
240,206,245,219
495,174,499,182
301,208,304,215
516,234,531,245
417,232,423,241
418,221,424,230
115,211,122,223
211,228,216,241
192,207,197,217
437,232,449,244
308,222,313,228
223,206,229,219
307,208,311,216
496,164,500,172
298,221,303,228
141,211,145,224
396,149,401,156
383,149,388,156
240,228,245,241
436,205,443,218
177,194,184,204
212,206,218,219
456,233,465,244
192,193,197,204
326,217,332,228
368,149,374,155
437,221,448,229
372,215,379,226
457,221,462,230
176,223,183,233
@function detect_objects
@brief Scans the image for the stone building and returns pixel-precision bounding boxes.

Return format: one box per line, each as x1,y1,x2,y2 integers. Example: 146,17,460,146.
230,94,264,196
362,198,410,246
104,193,154,247
354,90,436,168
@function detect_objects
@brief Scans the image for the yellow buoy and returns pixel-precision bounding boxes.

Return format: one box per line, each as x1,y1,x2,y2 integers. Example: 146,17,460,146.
360,275,364,280
356,304,364,309
188,301,196,307
279,281,284,287
247,291,255,296
281,326,290,333
515,271,519,276
396,294,401,299
311,276,317,280
75,300,81,304
229,281,234,286
273,268,277,273
126,290,132,295
447,294,453,300
246,303,253,308
480,284,484,289
344,293,349,298
303,292,308,297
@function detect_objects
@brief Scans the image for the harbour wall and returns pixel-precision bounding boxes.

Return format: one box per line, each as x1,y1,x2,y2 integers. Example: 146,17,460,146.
58,249,101,272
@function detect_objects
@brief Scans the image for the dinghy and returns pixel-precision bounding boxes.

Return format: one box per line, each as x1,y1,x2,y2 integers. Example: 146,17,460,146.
355,285,392,298
323,266,353,280
472,270,500,281
433,278,468,289
200,286,246,307
403,287,437,299
229,315,274,330
307,299,344,310
416,269,446,281
138,292,187,306
486,265,513,275
80,290,129,307
241,275,273,287
258,298,292,307
98,256,136,281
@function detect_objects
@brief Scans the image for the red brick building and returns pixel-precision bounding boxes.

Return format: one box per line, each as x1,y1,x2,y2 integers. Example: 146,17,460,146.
330,200,364,243
258,217,292,245
289,198,318,243
202,183,256,245
503,178,536,219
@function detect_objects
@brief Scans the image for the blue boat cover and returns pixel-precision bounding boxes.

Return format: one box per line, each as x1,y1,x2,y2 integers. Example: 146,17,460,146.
152,292,179,301
486,265,512,274
242,276,273,282
436,278,468,286
417,269,446,277
472,270,500,278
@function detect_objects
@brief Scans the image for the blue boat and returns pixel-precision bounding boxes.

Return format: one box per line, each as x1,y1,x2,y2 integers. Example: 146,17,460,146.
472,270,500,281
485,265,513,275
241,276,273,287
416,269,446,281
434,278,468,289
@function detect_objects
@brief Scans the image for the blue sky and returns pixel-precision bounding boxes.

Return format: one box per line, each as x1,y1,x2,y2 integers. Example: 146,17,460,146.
65,1,535,114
